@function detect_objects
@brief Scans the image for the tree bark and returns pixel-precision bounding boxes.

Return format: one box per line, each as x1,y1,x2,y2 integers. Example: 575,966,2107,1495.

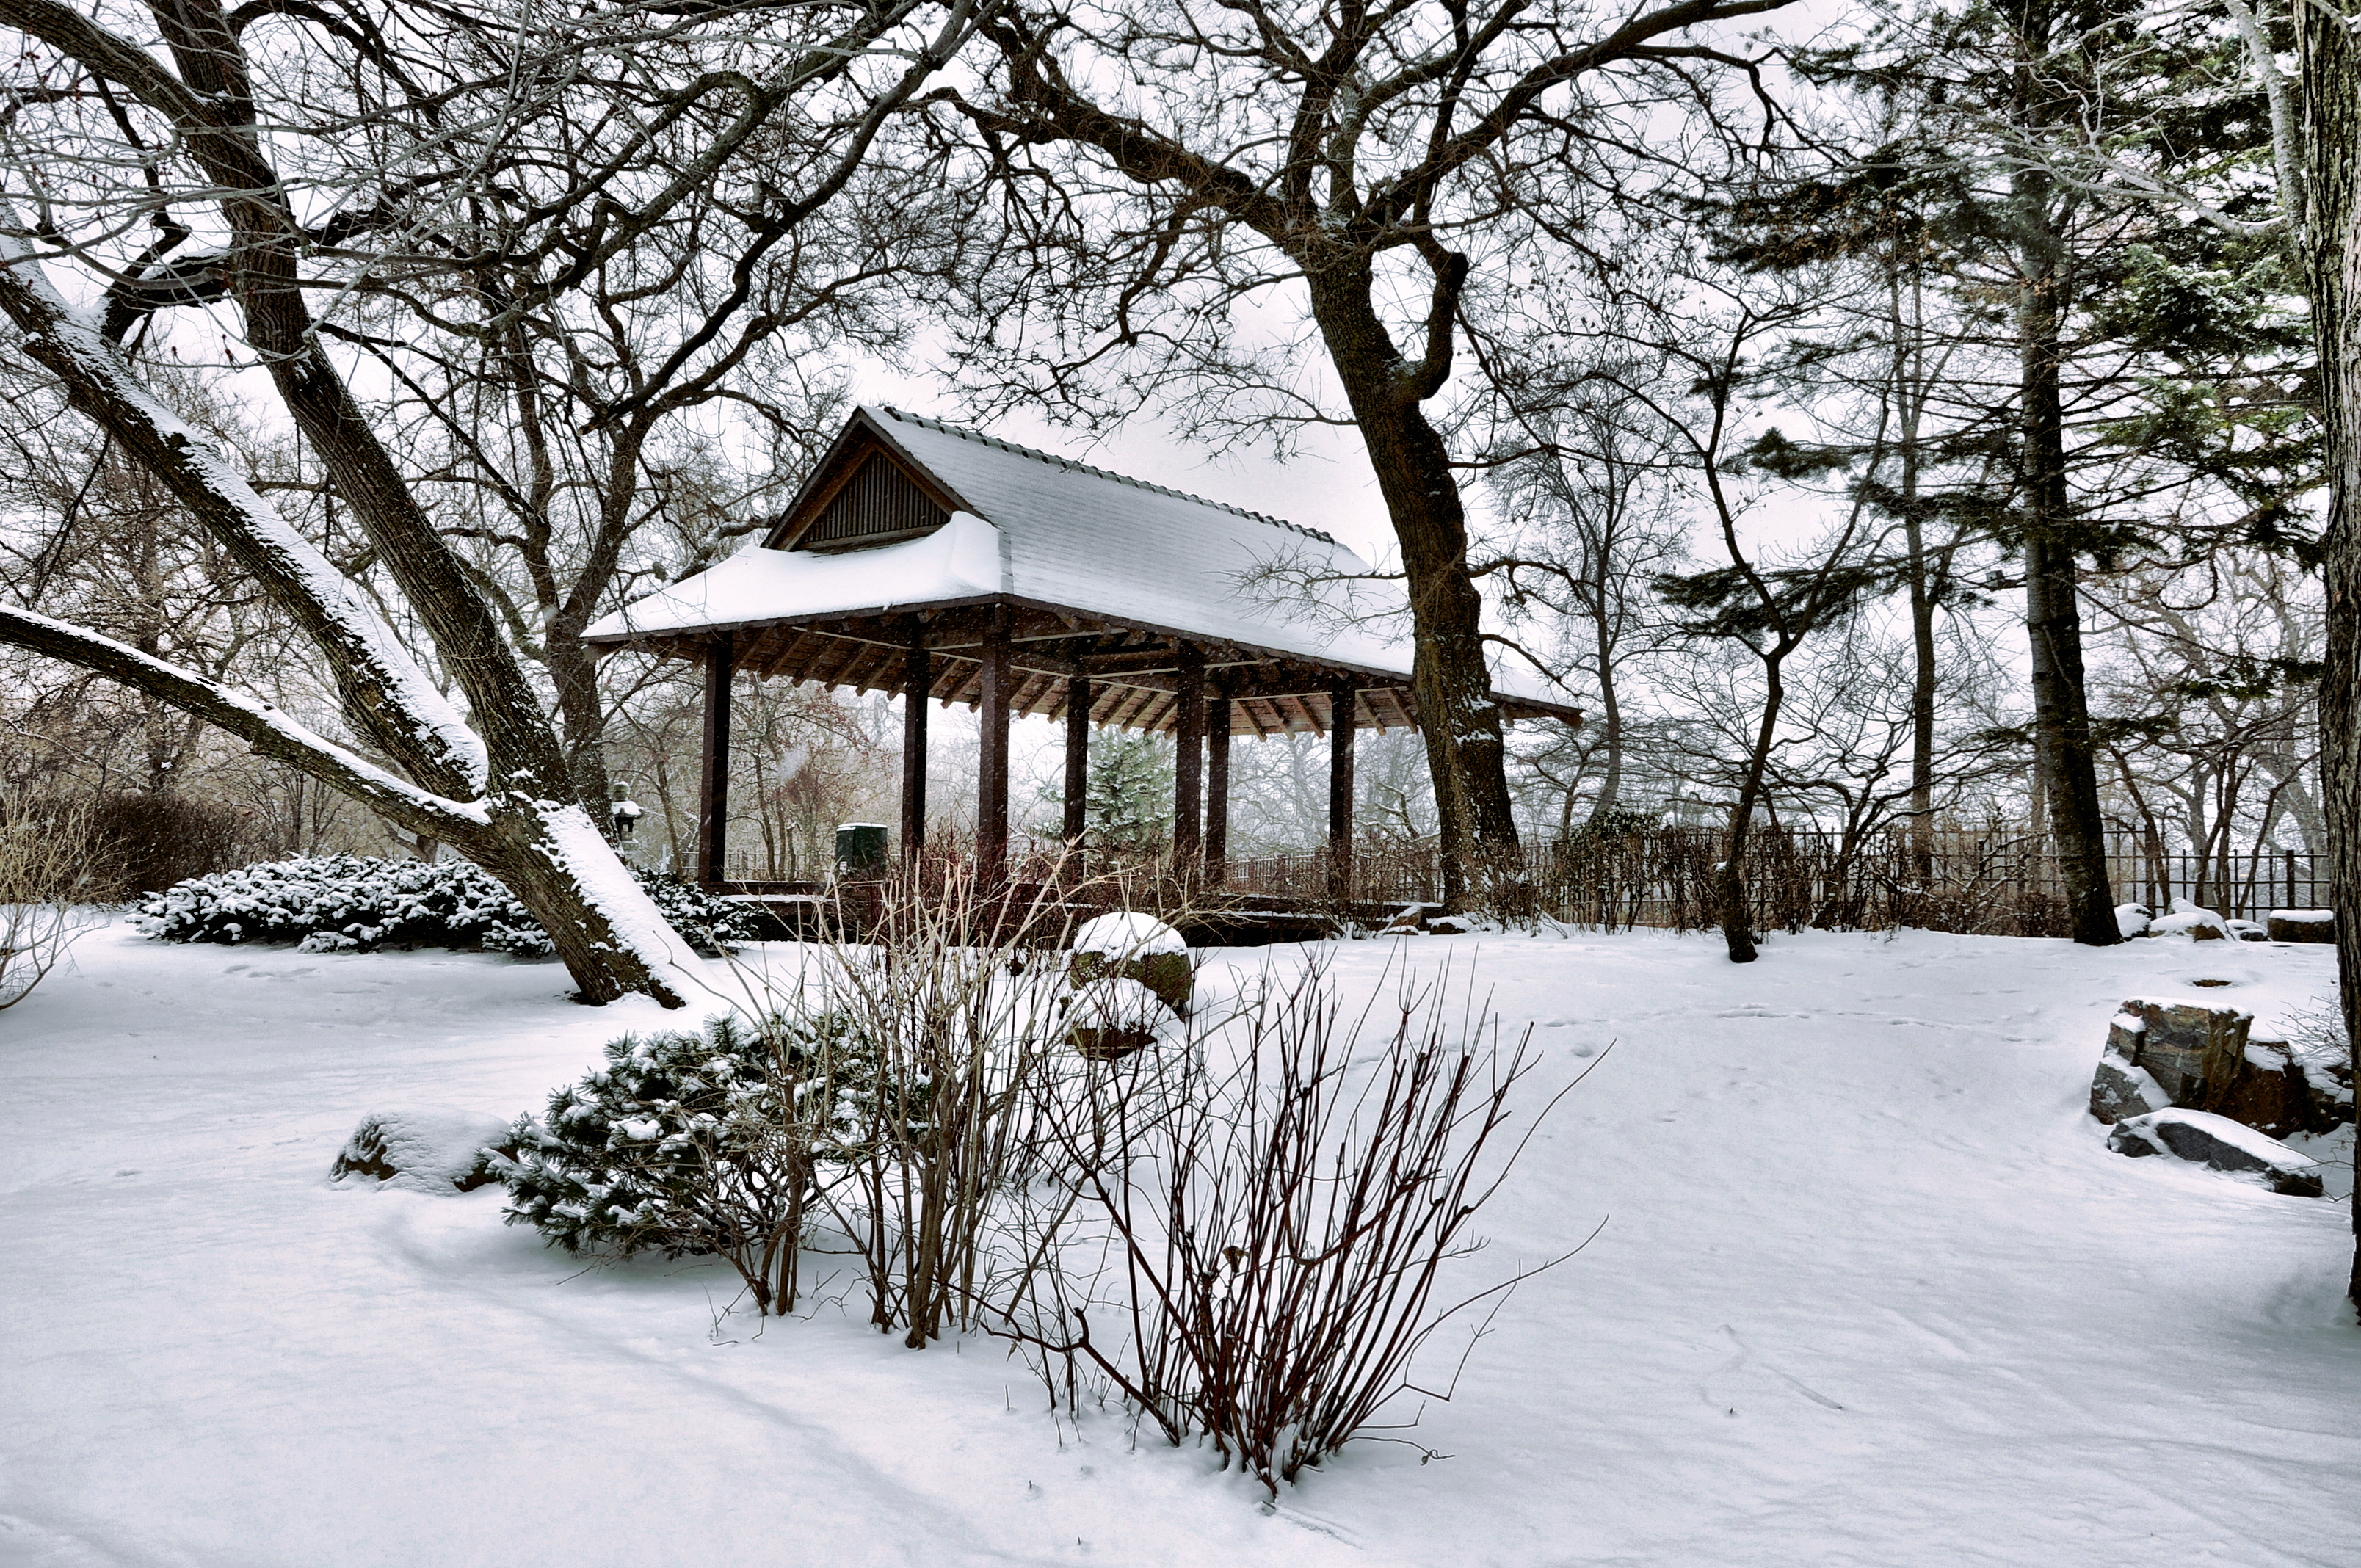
2295,0,2361,1313
1299,261,1520,907
2014,159,2119,946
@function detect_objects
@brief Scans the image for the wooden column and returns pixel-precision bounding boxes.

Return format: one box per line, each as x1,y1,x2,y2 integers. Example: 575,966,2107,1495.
899,620,929,865
1205,694,1230,882
696,631,735,888
1063,669,1092,844
1327,676,1356,901
976,604,1012,884
1174,645,1205,871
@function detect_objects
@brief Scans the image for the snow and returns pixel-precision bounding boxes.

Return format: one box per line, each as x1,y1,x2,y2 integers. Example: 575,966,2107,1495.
4,922,2357,1566
585,509,1008,644
2150,904,2233,940
331,1107,512,1193
2271,909,2335,924
1072,910,1189,957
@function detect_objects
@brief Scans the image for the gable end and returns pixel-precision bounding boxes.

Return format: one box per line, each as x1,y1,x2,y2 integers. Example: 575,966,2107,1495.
785,450,953,552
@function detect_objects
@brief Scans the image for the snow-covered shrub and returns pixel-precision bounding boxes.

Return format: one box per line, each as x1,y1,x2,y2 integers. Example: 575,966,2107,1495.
496,1012,869,1314
133,854,755,955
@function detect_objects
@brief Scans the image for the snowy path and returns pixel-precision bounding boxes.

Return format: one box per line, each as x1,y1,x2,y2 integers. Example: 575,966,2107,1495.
1,924,2353,1567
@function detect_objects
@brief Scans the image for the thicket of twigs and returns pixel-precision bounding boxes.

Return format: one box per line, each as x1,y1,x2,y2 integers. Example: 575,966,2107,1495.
0,795,101,1009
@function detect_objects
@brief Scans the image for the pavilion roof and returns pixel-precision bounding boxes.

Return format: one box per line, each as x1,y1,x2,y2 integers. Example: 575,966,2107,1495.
584,407,1581,736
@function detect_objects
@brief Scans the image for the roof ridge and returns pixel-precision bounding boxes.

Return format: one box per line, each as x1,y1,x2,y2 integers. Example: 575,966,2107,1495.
872,404,1341,546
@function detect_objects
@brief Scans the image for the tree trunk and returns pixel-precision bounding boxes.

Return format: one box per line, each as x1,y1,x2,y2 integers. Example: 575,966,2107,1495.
2016,192,2118,946
1716,661,1787,964
1302,262,1519,910
2295,0,2361,1314
1587,603,1625,826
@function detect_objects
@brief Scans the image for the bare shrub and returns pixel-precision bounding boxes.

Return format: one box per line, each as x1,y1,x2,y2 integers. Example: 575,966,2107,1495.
997,953,1584,1496
0,795,100,1009
770,863,1093,1347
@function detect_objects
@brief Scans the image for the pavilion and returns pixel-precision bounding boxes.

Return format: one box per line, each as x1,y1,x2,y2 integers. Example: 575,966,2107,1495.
583,406,1582,890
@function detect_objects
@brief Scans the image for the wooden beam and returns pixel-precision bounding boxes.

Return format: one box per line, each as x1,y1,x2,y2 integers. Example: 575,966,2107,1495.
697,631,735,888
1064,669,1091,843
1328,675,1356,901
1174,644,1204,869
1205,694,1230,880
977,603,1012,884
901,619,928,864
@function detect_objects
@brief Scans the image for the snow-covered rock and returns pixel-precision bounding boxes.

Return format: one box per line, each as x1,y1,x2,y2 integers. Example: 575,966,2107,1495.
2088,1050,2169,1125
2106,1108,2325,1197
2267,909,2335,944
1070,912,1192,1013
2148,902,2230,941
1071,911,1186,957
330,1107,515,1194
2114,903,2153,940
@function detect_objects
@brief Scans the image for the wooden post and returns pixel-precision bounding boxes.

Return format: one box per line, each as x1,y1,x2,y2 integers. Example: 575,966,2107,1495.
1064,669,1092,845
976,604,1012,885
696,631,734,888
1205,694,1230,884
1328,676,1356,901
1174,645,1205,871
900,620,929,865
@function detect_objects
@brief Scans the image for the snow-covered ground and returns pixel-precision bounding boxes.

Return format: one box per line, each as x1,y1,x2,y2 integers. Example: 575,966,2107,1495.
3,922,2354,1567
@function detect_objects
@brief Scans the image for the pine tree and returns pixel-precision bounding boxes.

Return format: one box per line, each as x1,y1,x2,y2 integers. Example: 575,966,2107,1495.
1036,733,1175,854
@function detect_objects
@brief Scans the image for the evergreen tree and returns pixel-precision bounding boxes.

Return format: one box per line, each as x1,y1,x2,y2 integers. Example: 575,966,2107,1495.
1035,733,1175,854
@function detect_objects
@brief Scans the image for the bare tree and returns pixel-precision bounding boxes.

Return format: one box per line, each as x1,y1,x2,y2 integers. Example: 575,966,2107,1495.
941,0,1797,903
0,0,975,1003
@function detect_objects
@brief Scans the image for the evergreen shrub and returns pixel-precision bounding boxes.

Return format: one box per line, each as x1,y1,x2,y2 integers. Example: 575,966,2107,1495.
495,1012,871,1313
134,854,758,954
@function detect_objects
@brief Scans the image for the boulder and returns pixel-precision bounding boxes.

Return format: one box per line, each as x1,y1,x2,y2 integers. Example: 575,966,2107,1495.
1063,976,1178,1060
2149,901,2230,940
2106,1108,2325,1197
2089,1050,2169,1125
1425,915,1475,935
2092,999,2337,1140
1070,912,1193,1015
2103,998,2252,1105
2114,903,2153,940
332,1107,515,1193
2266,910,2335,944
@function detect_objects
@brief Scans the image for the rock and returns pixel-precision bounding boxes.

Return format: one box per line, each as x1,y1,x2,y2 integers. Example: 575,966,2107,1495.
1063,976,1178,1060
2106,999,2252,1105
1425,915,1474,935
2114,903,2153,939
2095,998,2335,1139
1070,912,1193,1015
2089,1050,2169,1125
2266,910,2335,944
2150,903,2230,940
332,1108,515,1193
2106,1108,2325,1197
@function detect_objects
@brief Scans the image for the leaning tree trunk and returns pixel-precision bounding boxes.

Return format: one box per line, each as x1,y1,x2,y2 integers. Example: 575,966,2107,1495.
1302,263,1521,910
2015,192,2119,947
0,233,692,1009
2296,0,2361,1314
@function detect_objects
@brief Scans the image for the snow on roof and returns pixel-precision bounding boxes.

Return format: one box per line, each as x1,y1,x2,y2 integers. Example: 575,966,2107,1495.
587,406,1575,715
